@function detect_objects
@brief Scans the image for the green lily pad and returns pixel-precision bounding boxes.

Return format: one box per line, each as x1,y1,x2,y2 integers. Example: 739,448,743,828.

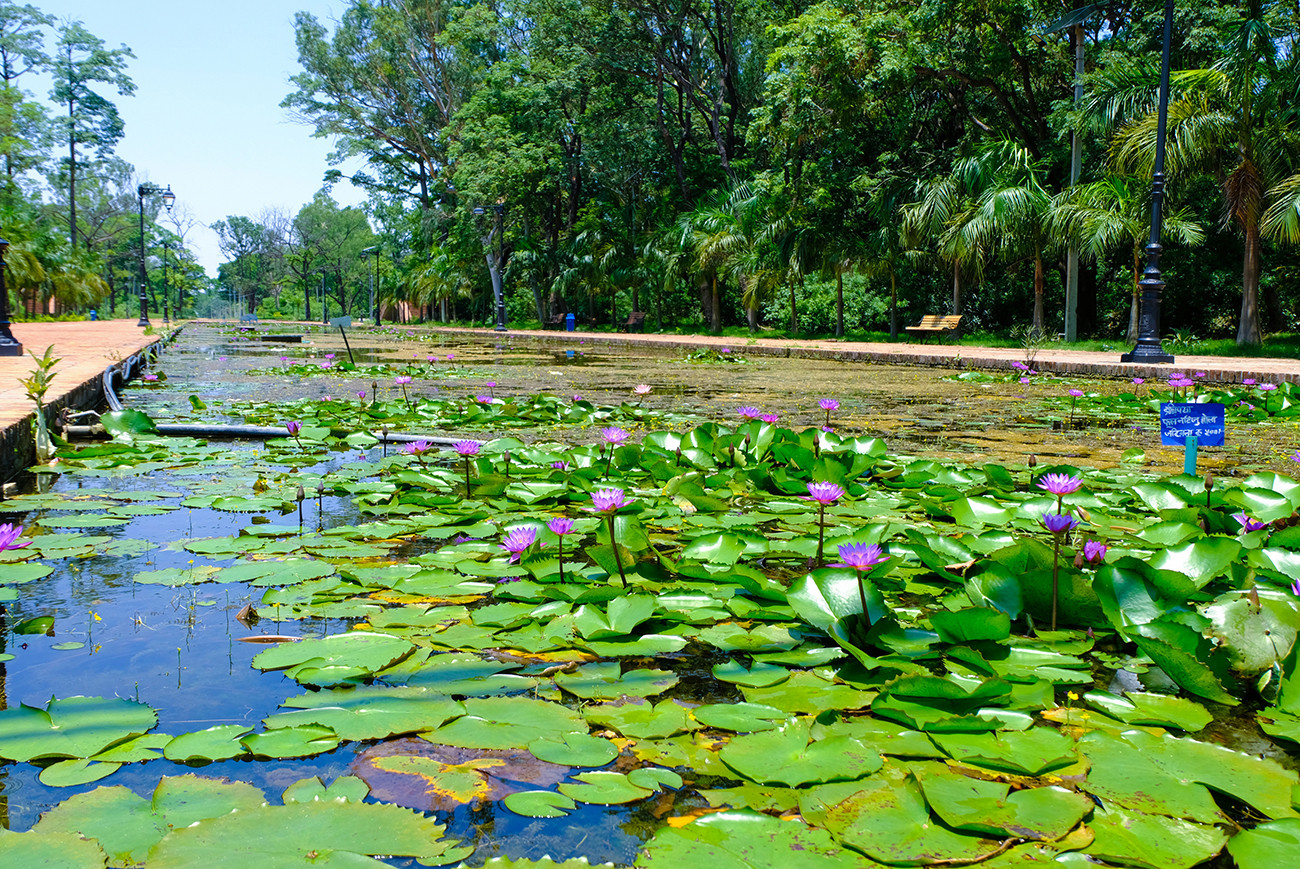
240,724,340,759
163,725,253,763
1078,730,1223,823
555,662,679,699
15,616,54,634
693,702,789,733
144,798,465,867
268,686,464,741
1084,691,1211,732
1228,818,1300,869
0,562,54,584
711,660,790,688
527,732,618,767
558,771,652,805
635,809,864,869
740,671,876,715
423,696,587,750
31,776,267,865
0,828,108,868
912,761,1090,841
930,727,1079,776
502,790,577,818
1084,804,1227,869
250,632,417,686
0,696,158,763
38,759,121,788
582,699,696,739
720,718,882,786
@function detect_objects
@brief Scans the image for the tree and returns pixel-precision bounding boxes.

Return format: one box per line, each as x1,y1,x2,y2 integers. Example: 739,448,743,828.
48,19,134,249
212,215,278,315
1103,0,1292,345
0,2,51,187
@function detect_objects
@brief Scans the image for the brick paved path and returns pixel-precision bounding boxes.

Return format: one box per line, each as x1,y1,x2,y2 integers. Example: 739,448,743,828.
0,320,164,434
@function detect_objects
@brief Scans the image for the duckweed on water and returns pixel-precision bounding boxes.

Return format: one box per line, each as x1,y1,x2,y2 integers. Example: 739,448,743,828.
3,381,1300,867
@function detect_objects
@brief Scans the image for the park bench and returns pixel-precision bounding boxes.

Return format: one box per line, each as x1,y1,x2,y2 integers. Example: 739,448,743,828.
544,313,566,329
905,314,962,341
619,311,646,333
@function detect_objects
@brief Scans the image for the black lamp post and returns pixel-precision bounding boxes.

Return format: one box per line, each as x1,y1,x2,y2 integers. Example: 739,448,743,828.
360,245,380,326
0,236,20,356
1122,0,1175,365
474,203,507,331
136,183,175,328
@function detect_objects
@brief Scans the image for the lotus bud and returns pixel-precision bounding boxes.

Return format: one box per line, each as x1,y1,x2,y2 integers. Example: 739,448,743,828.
296,485,305,503
1028,455,1037,468
1073,551,1085,569
1205,473,1214,491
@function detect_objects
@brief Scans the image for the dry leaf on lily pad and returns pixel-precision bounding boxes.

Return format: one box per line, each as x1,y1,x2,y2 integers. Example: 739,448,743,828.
352,737,569,812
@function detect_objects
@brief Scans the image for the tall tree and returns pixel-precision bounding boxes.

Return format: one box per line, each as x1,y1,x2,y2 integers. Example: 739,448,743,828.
0,2,51,186
48,19,134,249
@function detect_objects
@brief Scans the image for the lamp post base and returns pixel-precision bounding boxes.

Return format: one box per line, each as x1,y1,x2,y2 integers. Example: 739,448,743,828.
0,335,21,356
1120,343,1174,365
137,316,150,328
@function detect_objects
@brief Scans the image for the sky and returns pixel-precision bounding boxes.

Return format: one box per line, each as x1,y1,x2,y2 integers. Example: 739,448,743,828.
36,0,368,275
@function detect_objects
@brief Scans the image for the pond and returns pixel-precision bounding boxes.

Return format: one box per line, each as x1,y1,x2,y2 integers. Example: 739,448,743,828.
2,323,1300,868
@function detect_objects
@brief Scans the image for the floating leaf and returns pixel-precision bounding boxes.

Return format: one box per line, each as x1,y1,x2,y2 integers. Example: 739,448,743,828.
582,698,696,739
0,696,157,763
1228,818,1300,869
240,724,339,759
720,718,882,786
556,662,679,699
0,827,108,869
502,790,577,818
1084,805,1227,869
527,732,618,767
558,771,652,805
163,725,253,763
636,810,863,869
423,696,587,749
915,762,1092,840
250,632,417,687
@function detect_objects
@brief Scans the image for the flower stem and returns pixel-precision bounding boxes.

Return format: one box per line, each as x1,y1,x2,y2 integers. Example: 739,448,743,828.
816,505,826,568
1050,535,1061,632
607,513,627,588
557,537,565,583
464,457,472,496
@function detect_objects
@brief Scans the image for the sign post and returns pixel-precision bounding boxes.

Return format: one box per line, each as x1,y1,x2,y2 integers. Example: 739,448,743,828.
1160,402,1225,475
330,316,355,365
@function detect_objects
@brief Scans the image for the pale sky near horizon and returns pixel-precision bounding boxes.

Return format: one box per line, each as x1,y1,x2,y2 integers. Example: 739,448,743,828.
33,1,368,275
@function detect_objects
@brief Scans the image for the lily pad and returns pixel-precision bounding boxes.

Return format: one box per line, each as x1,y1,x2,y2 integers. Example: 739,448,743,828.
526,732,618,767
353,738,568,812
558,771,653,805
1084,804,1227,869
0,696,157,763
635,810,864,869
915,762,1092,840
720,718,882,786
163,725,253,763
555,662,679,699
1228,818,1300,869
250,632,417,687
0,828,108,868
423,696,588,750
502,790,577,818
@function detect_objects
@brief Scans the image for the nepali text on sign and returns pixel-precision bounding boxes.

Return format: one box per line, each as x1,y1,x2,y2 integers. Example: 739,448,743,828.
1160,402,1225,446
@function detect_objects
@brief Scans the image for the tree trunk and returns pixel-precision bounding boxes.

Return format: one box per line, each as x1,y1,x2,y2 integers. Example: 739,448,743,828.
951,261,961,315
834,270,844,338
1127,257,1140,343
1238,215,1263,345
1032,254,1045,336
889,269,898,340
711,275,721,331
788,282,797,334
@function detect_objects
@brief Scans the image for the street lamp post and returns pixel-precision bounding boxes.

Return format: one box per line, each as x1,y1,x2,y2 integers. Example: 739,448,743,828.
474,204,507,331
136,183,175,328
360,246,380,326
0,236,21,356
162,239,171,325
1121,0,1176,365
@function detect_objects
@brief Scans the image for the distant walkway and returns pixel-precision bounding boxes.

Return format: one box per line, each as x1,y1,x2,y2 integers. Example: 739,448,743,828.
0,320,164,442
410,326,1300,385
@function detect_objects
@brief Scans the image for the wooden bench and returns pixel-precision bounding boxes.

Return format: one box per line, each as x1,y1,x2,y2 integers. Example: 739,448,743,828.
619,311,646,333
905,314,962,341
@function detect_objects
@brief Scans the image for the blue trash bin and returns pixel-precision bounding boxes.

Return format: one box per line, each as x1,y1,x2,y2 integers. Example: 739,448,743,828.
565,313,576,331
88,309,98,321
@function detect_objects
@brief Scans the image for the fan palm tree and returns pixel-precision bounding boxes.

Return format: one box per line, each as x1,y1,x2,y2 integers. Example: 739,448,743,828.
1101,0,1292,345
1050,176,1205,340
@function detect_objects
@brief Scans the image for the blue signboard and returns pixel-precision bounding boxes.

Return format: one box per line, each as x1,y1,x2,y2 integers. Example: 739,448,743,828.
1160,402,1225,447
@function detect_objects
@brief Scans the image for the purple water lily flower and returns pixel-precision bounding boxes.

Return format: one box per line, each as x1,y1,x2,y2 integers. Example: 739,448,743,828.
1262,383,1278,391
1233,512,1269,533
0,523,30,551
476,395,493,404
286,421,302,437
1042,512,1079,535
806,481,845,505
394,375,412,385
547,517,575,536
589,488,630,512
1068,389,1083,398
1292,578,1300,597
500,526,539,562
760,413,780,424
1036,473,1083,496
736,406,761,420
819,398,840,411
403,440,432,456
1132,377,1144,385
601,426,630,446
1083,540,1108,565
454,440,481,456
835,542,887,572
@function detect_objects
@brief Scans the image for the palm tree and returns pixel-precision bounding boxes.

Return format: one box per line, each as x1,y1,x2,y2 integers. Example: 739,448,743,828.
1050,176,1205,340
1100,1,1292,345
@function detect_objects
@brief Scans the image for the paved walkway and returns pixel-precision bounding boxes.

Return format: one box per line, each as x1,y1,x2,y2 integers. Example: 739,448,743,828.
408,326,1300,385
0,320,164,434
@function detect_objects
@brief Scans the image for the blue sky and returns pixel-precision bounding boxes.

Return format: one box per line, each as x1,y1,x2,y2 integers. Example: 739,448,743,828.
36,1,367,274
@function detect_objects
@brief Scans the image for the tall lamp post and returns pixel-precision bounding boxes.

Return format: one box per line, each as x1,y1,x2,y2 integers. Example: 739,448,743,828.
136,183,175,328
1121,0,1176,365
0,236,20,356
474,203,507,331
360,246,380,326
